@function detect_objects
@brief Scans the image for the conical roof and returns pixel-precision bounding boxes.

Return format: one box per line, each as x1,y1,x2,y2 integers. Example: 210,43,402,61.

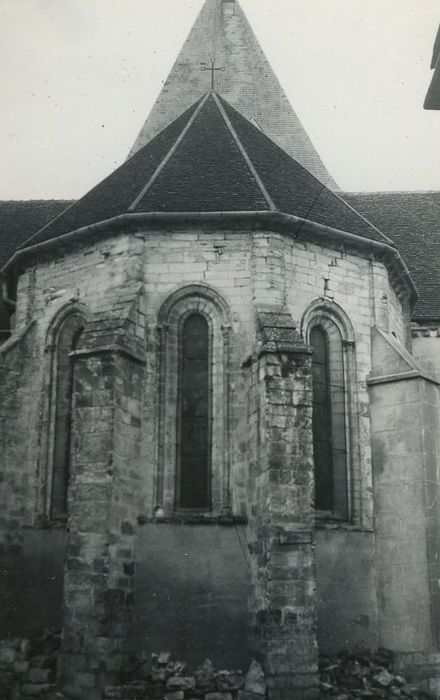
20,93,390,250
128,0,337,188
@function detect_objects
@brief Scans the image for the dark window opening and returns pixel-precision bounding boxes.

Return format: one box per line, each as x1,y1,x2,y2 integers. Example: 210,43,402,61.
177,313,211,510
311,326,333,511
310,323,348,518
51,317,84,519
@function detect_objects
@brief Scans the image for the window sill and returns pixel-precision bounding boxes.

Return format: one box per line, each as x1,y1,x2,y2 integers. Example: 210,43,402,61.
315,518,373,533
25,516,67,530
137,513,248,526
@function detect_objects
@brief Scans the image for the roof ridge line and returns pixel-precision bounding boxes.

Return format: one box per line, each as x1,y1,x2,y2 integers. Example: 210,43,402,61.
128,93,211,212
220,98,395,246
332,190,395,247
16,196,82,253
212,92,277,212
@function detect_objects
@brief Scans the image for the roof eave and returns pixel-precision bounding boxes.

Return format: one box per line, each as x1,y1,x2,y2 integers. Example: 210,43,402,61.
3,210,417,304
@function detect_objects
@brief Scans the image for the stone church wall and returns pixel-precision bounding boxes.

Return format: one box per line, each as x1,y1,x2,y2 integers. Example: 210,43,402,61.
0,224,412,683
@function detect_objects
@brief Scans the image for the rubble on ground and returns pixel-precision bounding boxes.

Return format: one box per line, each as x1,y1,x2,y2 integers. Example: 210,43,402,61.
319,648,436,700
0,629,64,699
104,652,257,699
1,635,438,700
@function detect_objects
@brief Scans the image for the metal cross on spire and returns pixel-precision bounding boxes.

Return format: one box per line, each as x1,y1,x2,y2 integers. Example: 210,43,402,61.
201,60,225,90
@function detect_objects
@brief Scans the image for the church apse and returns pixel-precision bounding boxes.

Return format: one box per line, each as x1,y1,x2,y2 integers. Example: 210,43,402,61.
2,0,440,698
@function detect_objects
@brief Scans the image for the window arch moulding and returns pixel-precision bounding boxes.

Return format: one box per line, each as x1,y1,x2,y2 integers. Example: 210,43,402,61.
157,284,233,519
301,299,361,524
36,302,90,525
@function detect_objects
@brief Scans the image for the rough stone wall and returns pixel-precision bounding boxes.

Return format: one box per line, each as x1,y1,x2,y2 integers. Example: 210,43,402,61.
245,348,319,700
60,348,145,700
0,224,412,693
0,234,146,658
3,227,405,525
0,321,42,636
136,227,406,523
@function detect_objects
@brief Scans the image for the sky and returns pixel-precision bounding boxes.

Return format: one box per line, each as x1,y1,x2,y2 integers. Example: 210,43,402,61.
0,0,439,199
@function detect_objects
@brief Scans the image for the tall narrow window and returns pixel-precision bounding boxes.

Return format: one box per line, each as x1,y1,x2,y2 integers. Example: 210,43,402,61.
310,322,348,518
51,316,84,519
177,313,211,510
311,327,333,511
158,285,231,516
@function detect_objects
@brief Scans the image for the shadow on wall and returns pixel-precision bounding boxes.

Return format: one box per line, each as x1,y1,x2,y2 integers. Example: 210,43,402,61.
134,524,251,669
0,529,66,638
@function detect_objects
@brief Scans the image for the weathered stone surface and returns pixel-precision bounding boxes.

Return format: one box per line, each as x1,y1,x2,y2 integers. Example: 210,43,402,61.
195,659,216,690
244,660,265,696
215,670,244,692
164,691,184,700
13,658,30,674
103,688,124,699
166,675,196,691
205,692,232,700
0,647,16,664
373,669,395,688
205,693,233,700
158,651,172,666
152,667,167,682
26,666,56,684
237,692,267,700
20,684,54,697
318,648,435,700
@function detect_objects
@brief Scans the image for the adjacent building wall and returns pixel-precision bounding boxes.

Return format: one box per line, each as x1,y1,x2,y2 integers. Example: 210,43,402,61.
412,326,440,382
369,328,440,663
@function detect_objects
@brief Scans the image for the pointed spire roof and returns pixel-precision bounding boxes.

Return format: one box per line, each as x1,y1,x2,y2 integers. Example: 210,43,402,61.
128,0,337,188
18,93,390,250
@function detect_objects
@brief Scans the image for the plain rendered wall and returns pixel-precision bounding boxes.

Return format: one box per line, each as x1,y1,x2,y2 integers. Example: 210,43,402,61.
134,524,251,669
413,335,440,382
316,528,378,653
370,376,438,651
0,529,66,638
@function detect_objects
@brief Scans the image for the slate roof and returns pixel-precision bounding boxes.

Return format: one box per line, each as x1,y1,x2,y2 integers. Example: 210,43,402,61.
424,23,440,109
3,97,438,320
0,200,74,269
18,93,389,252
344,192,440,321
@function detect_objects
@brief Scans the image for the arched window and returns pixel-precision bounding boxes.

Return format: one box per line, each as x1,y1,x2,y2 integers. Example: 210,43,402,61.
302,301,359,521
310,321,348,518
157,285,232,516
177,313,211,510
51,314,85,519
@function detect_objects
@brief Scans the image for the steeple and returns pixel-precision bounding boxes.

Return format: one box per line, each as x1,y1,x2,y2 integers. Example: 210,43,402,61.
129,0,338,188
